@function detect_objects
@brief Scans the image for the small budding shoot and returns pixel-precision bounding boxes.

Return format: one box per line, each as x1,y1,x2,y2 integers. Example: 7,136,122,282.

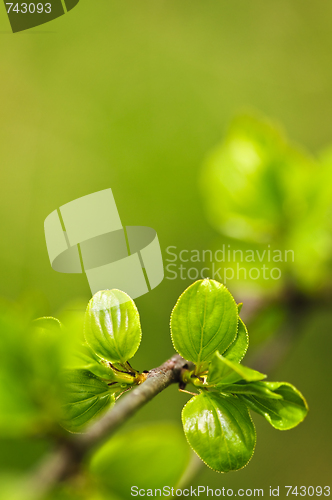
59,279,307,472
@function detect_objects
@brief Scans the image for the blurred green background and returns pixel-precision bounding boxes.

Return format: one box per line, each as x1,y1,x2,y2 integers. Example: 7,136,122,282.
0,0,332,498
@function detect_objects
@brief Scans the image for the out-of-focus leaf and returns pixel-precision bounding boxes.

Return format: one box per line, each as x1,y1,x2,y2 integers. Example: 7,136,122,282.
201,114,316,244
90,423,191,497
182,392,256,472
0,309,40,435
25,318,68,417
240,381,308,430
207,351,266,387
222,318,248,362
32,316,62,331
200,114,332,292
61,369,115,433
0,305,66,436
170,279,238,368
281,146,332,290
84,290,142,365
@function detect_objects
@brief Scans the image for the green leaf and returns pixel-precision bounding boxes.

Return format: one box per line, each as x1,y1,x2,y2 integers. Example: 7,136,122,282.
0,306,67,436
240,382,308,430
201,114,316,244
221,381,283,399
222,317,249,362
61,369,115,433
84,290,142,365
31,316,63,335
90,423,191,497
207,351,266,386
69,343,118,380
182,392,256,472
170,279,238,367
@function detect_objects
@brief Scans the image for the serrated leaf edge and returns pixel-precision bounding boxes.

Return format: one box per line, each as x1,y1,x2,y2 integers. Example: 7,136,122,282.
241,381,309,431
170,279,239,365
84,289,142,364
181,391,257,473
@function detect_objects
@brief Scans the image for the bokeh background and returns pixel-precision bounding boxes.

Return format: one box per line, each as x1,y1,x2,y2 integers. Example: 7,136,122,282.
0,1,332,498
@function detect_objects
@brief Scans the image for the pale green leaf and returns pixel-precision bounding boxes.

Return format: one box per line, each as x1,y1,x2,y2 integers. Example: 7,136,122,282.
201,114,316,244
32,316,62,331
222,317,249,362
84,290,142,365
182,392,256,472
207,351,266,387
240,382,308,430
0,306,66,436
221,381,283,399
170,279,238,366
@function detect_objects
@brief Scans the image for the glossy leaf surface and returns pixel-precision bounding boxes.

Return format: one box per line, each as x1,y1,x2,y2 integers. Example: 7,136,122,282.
241,381,308,430
182,392,256,472
207,351,266,387
222,381,283,400
84,290,142,364
61,369,115,433
171,279,238,366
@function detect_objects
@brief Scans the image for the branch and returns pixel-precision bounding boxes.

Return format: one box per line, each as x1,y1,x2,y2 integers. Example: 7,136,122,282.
26,354,187,497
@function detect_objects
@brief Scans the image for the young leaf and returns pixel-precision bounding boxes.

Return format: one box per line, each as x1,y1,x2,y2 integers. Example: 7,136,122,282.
0,306,67,436
61,369,115,433
240,382,308,430
222,317,249,362
69,343,118,380
170,279,238,367
84,290,142,365
221,381,283,399
201,114,316,245
207,351,266,387
90,423,191,497
182,392,256,472
32,316,62,332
